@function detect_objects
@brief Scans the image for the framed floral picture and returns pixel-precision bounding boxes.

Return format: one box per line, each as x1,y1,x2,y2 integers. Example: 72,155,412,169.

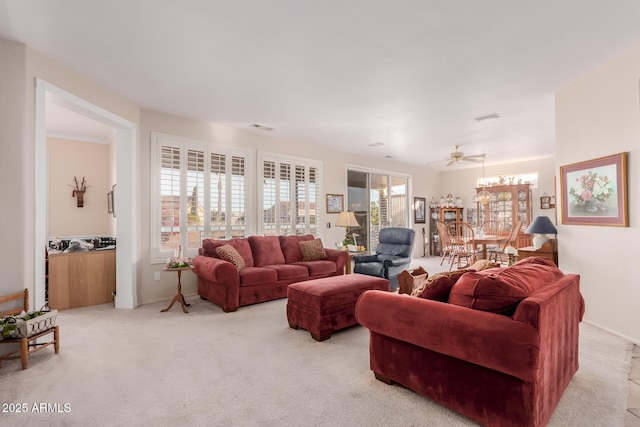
560,152,628,226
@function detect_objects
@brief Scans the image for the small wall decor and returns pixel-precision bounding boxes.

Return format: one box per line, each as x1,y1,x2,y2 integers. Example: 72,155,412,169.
326,194,344,214
540,196,551,209
107,190,113,214
560,152,628,226
111,184,117,218
414,197,426,223
69,176,90,208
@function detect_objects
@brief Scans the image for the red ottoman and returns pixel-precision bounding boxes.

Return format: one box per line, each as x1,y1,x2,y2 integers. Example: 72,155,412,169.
287,273,390,341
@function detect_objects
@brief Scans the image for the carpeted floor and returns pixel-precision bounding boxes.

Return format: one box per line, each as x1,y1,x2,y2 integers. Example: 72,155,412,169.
0,261,633,426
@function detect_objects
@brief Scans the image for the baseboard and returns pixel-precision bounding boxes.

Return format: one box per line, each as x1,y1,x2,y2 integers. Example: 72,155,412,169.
583,319,640,346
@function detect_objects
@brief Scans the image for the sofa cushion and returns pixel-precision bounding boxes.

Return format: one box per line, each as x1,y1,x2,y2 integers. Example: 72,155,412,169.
299,238,328,261
280,234,315,263
293,260,337,276
411,270,466,301
202,238,254,267
249,236,286,267
215,244,245,271
448,256,565,315
238,266,279,287
265,264,309,281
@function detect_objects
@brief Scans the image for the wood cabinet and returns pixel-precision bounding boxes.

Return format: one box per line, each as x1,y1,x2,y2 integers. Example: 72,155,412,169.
518,240,558,266
476,184,532,247
429,207,463,256
48,250,116,310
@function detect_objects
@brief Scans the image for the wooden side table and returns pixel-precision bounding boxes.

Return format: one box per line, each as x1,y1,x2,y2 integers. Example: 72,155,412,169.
517,240,558,266
346,251,369,274
161,266,194,313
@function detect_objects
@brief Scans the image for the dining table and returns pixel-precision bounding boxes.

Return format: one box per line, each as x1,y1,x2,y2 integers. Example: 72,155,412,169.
474,234,508,260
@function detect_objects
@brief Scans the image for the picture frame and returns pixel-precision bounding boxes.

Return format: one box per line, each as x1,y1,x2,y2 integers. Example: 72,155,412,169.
111,184,117,218
540,196,551,209
560,152,627,226
413,197,426,224
326,194,344,214
107,191,113,214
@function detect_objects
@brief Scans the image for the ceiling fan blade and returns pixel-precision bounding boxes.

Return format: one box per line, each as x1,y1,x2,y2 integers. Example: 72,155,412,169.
464,154,486,159
463,157,484,163
445,160,454,167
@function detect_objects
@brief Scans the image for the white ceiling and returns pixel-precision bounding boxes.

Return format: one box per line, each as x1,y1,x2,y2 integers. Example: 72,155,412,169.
3,1,640,169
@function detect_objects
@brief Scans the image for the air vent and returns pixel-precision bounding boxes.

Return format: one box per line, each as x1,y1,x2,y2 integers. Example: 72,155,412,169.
250,123,274,131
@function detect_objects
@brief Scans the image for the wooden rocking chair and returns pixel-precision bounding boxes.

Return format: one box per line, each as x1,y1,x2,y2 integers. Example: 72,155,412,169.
0,289,59,370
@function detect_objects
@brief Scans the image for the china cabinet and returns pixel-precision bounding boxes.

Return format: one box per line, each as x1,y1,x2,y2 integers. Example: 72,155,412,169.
476,184,532,247
429,207,463,256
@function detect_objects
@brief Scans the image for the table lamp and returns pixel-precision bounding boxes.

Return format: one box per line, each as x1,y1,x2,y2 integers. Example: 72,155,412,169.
525,216,557,250
335,211,359,247
504,246,518,266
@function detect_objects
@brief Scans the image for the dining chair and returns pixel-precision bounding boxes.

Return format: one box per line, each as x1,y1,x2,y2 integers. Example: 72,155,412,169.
436,221,453,266
447,221,477,270
487,220,522,263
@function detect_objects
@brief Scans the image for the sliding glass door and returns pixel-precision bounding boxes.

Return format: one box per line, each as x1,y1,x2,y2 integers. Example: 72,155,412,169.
347,169,409,252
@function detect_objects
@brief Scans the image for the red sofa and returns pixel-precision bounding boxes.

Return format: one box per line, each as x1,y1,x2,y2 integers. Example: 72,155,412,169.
355,257,585,427
193,235,348,312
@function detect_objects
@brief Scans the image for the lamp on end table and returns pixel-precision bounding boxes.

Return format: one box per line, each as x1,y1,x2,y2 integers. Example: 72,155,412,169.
335,211,359,250
525,216,558,250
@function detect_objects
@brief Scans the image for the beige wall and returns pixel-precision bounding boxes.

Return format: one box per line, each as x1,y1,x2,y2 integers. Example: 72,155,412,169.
556,43,640,343
47,138,112,237
0,39,28,296
0,38,140,299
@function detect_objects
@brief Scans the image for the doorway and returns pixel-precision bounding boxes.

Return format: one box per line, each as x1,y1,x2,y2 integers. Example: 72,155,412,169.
35,79,138,309
346,168,410,252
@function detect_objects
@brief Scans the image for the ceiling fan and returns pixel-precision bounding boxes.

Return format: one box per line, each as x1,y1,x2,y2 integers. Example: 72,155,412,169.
445,145,485,166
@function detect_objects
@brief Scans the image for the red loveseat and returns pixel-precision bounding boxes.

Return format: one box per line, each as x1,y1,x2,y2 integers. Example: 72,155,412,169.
193,235,348,312
355,257,585,427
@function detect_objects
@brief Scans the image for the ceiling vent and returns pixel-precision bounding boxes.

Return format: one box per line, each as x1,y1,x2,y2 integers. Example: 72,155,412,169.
251,123,274,131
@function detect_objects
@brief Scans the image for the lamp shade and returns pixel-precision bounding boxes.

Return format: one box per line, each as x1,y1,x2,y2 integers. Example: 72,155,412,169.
525,216,557,235
335,211,359,227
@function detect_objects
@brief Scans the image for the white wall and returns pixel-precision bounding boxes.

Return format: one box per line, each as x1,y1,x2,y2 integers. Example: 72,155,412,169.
47,138,112,237
556,43,640,344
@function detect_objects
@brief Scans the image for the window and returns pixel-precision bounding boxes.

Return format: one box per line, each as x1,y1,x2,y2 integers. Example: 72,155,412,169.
259,153,321,236
151,133,250,262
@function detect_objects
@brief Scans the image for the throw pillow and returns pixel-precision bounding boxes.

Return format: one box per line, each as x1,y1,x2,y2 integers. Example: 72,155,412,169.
216,244,245,271
411,270,466,301
466,259,501,272
299,238,328,261
448,257,565,315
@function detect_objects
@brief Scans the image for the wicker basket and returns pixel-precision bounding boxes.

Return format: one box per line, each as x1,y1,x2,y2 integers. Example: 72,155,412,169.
0,310,57,340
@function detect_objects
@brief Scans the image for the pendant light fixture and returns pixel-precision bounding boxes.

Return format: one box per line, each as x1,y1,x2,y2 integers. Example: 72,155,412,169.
476,155,491,205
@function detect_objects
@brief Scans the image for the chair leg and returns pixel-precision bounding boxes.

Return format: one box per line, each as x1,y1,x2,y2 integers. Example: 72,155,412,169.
54,326,60,354
20,337,28,370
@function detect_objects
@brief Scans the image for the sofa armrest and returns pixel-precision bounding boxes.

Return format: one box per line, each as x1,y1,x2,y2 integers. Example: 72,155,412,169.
192,255,239,286
383,256,411,267
355,291,540,382
353,254,379,264
324,248,349,275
